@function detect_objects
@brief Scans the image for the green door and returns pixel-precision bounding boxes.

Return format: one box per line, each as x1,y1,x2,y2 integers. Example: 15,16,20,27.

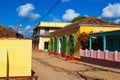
44,42,49,51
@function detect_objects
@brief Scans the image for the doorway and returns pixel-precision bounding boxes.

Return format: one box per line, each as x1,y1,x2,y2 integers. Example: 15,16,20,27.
44,42,49,51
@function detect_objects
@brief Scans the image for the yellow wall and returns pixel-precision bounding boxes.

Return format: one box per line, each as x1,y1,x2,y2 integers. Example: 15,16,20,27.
51,25,120,58
35,22,70,51
40,28,44,34
0,48,7,77
39,28,58,34
51,27,80,56
39,37,50,50
49,29,55,33
66,36,70,55
65,28,81,57
74,28,81,57
38,28,56,51
0,39,32,76
80,26,120,33
77,26,120,57
38,22,70,28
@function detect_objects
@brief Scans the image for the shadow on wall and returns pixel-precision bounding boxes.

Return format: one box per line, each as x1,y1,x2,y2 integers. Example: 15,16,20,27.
7,52,9,77
31,70,35,76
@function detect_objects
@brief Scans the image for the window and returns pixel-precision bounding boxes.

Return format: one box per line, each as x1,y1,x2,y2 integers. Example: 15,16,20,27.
45,28,49,34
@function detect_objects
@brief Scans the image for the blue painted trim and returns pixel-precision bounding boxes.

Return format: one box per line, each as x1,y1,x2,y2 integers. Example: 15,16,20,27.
103,36,106,52
89,30,120,52
90,30,120,37
89,37,92,50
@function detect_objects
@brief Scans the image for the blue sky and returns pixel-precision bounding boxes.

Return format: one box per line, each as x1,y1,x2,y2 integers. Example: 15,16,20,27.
0,0,120,37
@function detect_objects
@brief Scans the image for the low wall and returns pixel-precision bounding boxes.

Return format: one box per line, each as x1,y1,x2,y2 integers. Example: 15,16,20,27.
0,48,7,77
81,57,120,68
0,38,32,77
80,49,120,68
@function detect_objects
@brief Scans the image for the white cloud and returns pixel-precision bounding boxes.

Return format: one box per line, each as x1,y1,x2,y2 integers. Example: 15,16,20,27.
27,13,40,21
17,3,34,17
114,19,120,24
97,16,101,19
49,14,61,22
18,30,22,34
84,15,89,17
16,25,33,38
22,25,33,37
61,0,70,2
8,25,14,28
24,25,33,33
17,3,40,21
101,3,120,18
53,18,61,22
62,9,80,21
25,25,31,30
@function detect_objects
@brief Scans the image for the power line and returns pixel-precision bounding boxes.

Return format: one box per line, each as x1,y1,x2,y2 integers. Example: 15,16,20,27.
13,0,61,37
38,0,61,22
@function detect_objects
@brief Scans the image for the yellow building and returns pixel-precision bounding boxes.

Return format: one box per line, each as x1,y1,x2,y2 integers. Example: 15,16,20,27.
50,17,120,59
33,22,70,52
0,38,31,77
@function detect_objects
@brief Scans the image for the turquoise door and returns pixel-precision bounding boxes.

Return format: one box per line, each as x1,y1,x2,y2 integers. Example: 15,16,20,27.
44,42,49,51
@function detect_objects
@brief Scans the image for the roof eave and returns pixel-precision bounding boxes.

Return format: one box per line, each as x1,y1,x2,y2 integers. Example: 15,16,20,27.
50,24,80,35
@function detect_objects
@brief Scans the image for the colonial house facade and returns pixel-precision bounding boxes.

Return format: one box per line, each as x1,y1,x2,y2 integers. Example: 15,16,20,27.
49,17,120,59
32,22,70,52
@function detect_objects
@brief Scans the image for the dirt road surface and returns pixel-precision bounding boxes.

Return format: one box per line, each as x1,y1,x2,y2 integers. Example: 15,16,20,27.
32,50,120,80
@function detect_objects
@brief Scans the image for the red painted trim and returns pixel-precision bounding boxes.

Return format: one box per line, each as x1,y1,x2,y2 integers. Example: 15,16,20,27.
38,50,45,53
0,75,38,80
66,54,75,60
54,51,59,55
49,50,54,55
61,53,67,58
74,57,80,61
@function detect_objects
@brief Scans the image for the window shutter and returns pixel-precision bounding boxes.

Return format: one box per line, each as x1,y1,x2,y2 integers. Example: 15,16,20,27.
62,36,66,53
70,34,74,54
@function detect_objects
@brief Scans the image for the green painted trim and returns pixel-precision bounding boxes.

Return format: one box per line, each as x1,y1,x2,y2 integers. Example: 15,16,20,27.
62,36,66,53
69,34,74,54
50,38,54,51
54,37,58,52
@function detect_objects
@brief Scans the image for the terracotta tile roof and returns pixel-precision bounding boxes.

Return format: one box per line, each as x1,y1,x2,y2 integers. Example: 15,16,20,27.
34,34,50,38
64,17,119,28
0,25,24,38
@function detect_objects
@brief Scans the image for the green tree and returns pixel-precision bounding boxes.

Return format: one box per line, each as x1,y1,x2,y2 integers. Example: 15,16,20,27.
71,16,86,22
78,32,89,49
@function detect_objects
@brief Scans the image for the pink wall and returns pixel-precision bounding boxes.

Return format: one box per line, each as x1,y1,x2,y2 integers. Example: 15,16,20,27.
80,49,120,68
81,49,120,62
